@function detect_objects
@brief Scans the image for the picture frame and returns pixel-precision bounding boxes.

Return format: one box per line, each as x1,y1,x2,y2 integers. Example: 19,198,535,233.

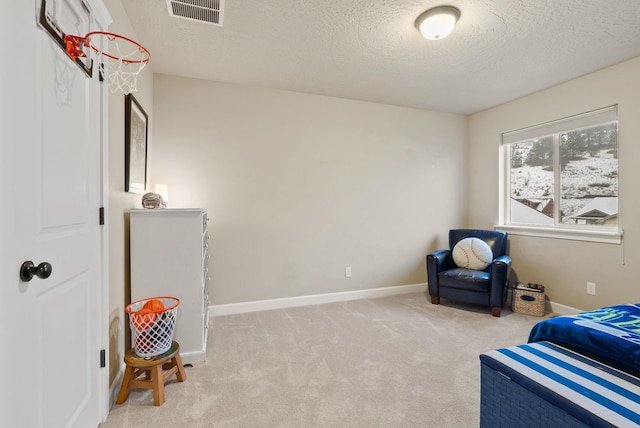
125,93,148,193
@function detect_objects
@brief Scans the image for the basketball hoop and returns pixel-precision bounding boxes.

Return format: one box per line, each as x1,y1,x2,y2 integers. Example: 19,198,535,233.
63,32,150,94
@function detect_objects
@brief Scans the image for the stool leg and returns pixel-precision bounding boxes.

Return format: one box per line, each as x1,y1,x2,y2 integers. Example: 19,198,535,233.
151,364,165,406
115,365,134,404
174,353,187,382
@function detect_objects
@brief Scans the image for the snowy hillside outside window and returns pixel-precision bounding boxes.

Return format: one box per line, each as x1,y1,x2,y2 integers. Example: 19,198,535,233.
500,106,619,242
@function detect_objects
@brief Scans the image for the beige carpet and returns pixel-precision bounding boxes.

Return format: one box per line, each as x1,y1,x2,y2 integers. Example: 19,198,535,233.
101,292,546,427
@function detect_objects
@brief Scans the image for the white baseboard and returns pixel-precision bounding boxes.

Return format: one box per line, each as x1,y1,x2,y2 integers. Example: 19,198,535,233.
179,349,206,366
208,282,583,318
108,363,125,409
210,283,428,317
548,300,581,316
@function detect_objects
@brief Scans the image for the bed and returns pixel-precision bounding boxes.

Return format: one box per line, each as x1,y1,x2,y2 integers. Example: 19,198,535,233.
480,304,640,427
528,304,640,376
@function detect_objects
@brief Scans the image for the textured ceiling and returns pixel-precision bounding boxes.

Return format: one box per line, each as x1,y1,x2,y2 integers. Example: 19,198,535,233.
120,0,640,114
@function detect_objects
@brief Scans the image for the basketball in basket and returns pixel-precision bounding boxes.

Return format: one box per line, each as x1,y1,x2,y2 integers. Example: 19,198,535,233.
126,296,180,357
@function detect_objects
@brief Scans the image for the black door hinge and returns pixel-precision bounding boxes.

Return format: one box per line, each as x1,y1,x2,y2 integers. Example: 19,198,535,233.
99,207,105,225
100,349,106,368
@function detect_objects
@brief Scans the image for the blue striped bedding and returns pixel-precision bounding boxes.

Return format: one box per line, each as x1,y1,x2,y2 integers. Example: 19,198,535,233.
481,342,640,427
528,304,640,376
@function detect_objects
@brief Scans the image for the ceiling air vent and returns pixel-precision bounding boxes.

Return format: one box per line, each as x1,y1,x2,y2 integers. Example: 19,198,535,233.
166,0,224,26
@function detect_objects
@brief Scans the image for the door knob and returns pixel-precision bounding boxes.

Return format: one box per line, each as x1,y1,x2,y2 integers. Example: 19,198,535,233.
20,261,53,282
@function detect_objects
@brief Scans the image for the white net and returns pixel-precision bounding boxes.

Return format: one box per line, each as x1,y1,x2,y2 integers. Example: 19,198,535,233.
86,32,150,94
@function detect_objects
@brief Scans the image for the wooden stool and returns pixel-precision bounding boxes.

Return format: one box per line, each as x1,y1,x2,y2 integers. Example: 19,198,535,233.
116,340,187,406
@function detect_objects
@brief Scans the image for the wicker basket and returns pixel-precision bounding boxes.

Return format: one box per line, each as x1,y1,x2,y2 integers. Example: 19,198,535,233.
512,287,546,316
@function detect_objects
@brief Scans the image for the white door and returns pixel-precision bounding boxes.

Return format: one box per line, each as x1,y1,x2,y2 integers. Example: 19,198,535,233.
0,1,106,426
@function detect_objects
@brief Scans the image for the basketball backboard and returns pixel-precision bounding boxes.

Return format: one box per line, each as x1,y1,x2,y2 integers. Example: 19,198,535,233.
38,0,93,77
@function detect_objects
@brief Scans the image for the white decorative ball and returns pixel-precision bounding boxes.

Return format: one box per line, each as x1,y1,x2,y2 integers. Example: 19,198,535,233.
452,237,494,270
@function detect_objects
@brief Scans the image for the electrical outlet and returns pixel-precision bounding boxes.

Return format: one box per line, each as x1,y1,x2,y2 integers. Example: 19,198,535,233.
345,266,352,278
587,282,596,295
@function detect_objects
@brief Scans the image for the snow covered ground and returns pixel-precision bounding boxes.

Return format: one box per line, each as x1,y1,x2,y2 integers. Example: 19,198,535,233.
510,149,617,222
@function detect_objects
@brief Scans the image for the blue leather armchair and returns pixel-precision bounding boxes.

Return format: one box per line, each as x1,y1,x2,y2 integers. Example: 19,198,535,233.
426,229,511,317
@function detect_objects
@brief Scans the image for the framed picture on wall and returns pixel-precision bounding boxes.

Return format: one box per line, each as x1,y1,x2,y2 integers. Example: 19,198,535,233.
125,93,148,193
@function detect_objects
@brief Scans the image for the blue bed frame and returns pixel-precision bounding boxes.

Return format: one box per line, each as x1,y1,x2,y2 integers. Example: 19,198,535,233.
480,305,640,427
480,342,640,427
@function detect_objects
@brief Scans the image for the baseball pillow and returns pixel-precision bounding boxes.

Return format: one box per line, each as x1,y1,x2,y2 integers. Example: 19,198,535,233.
452,237,493,270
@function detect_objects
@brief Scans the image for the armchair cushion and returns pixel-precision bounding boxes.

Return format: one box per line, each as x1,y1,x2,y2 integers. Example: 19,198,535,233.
452,237,493,270
440,268,491,292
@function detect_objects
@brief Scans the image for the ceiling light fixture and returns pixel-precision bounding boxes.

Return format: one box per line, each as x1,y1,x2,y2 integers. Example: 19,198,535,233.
415,6,461,40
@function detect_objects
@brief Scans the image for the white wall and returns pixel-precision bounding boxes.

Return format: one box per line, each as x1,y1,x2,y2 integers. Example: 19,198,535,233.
103,0,153,387
152,75,467,305
469,56,640,311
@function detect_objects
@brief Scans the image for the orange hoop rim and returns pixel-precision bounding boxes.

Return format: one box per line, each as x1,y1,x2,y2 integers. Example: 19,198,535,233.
125,296,180,314
84,31,151,65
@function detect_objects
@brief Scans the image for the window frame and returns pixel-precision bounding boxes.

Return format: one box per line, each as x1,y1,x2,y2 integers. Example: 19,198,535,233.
497,106,621,244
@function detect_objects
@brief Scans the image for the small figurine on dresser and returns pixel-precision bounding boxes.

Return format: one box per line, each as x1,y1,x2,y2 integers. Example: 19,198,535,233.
141,192,166,209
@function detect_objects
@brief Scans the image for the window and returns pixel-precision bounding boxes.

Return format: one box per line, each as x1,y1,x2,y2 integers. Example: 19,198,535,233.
500,106,620,242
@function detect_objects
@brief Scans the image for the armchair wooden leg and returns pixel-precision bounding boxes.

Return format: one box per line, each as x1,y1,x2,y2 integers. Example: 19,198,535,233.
491,307,501,317
430,295,440,305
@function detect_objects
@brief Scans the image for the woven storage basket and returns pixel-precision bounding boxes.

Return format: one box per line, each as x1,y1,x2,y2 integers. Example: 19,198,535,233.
512,288,546,316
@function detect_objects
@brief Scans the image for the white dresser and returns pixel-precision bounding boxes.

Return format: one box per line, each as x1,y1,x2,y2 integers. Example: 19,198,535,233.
129,208,209,364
